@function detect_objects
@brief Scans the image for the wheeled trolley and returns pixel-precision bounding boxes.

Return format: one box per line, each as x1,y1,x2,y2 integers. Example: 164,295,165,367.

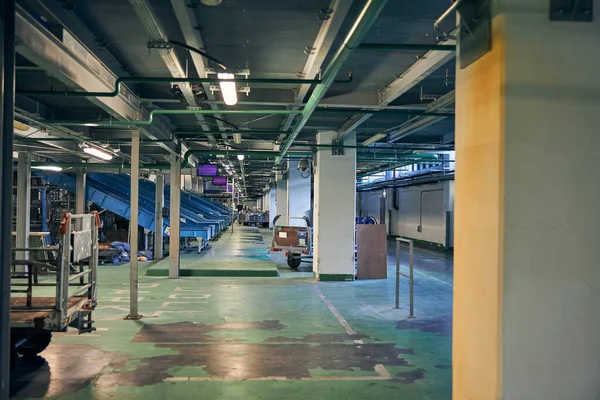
10,213,99,368
270,215,312,269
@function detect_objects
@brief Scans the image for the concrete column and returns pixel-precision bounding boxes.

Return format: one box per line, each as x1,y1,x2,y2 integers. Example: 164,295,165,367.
154,174,164,260
275,172,287,220
75,171,86,215
313,131,356,281
128,130,140,319
15,152,31,265
454,3,600,399
269,188,276,228
287,160,311,226
169,155,181,278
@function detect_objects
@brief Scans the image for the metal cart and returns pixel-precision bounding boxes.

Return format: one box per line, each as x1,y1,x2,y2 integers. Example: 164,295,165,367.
10,213,99,367
270,216,312,269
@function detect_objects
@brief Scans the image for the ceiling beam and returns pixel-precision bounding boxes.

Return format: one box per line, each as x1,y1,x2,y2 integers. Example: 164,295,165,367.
15,4,179,157
336,33,457,140
128,0,218,146
277,0,355,140
388,90,455,143
169,0,229,141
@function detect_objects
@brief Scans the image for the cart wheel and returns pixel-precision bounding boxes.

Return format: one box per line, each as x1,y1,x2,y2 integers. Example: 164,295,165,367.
287,254,302,269
16,331,52,358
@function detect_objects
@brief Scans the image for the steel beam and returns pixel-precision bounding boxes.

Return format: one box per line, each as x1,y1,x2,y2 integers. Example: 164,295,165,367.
169,0,229,140
16,152,32,266
154,174,164,260
388,90,455,142
277,0,389,163
169,155,181,278
337,33,457,140
15,7,140,121
128,130,140,319
128,0,217,146
0,1,15,393
75,171,86,214
278,0,355,139
14,6,178,156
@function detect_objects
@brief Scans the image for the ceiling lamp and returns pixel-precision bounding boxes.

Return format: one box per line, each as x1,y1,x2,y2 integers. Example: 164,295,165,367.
217,72,238,106
237,154,245,161
201,0,222,5
362,132,387,146
32,165,63,172
233,133,242,144
82,145,113,161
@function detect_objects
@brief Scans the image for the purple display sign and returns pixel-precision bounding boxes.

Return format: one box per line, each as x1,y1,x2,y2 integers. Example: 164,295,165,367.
212,176,227,185
197,164,218,177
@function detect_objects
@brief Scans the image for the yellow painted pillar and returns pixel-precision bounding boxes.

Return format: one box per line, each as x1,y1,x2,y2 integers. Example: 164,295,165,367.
454,1,600,399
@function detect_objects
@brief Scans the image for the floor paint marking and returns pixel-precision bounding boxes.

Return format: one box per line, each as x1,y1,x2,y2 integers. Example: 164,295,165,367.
175,287,211,292
110,290,151,294
375,364,392,379
168,294,211,300
101,297,144,303
96,327,109,331
313,286,356,335
95,306,129,312
354,339,364,344
160,301,207,308
413,269,453,287
151,310,205,317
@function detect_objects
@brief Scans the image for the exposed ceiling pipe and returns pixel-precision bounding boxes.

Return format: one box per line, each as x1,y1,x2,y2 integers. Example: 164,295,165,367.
388,90,456,142
336,29,458,141
17,76,353,98
357,43,456,51
48,108,452,128
128,0,220,144
275,0,389,164
277,0,355,139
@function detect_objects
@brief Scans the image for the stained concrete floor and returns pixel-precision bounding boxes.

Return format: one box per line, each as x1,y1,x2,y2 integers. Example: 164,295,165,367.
10,227,453,399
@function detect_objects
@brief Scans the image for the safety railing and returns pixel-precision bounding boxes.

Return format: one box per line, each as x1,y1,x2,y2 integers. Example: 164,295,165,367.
395,237,415,318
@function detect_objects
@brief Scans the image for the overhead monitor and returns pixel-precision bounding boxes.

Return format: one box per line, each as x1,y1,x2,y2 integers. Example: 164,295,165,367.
212,176,227,185
197,164,218,177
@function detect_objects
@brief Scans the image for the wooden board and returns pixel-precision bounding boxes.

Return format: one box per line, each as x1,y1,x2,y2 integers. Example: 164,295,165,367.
356,224,387,279
10,296,85,322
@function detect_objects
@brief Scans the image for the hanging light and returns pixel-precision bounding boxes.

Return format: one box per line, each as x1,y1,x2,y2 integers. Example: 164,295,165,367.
217,72,238,106
201,0,222,5
82,145,113,161
237,154,245,161
32,165,63,172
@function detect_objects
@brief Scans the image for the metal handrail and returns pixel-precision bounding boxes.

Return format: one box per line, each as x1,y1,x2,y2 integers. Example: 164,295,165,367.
395,237,415,318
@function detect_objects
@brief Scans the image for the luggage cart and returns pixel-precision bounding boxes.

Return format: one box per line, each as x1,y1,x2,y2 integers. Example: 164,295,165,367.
9,213,99,368
270,216,312,269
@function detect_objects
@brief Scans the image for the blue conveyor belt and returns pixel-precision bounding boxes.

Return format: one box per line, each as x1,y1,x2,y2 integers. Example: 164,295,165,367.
36,173,231,240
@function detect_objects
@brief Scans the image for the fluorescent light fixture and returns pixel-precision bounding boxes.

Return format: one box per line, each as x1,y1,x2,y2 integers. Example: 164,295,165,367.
217,72,238,106
362,132,387,146
32,165,63,172
233,133,242,144
83,123,99,127
201,0,222,5
237,154,245,161
83,146,113,161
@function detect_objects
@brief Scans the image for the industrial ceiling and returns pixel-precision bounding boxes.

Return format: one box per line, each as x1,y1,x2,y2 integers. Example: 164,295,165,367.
13,0,456,198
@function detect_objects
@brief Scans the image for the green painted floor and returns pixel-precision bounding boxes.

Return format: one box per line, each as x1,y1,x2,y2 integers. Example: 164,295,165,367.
10,227,453,400
147,227,278,277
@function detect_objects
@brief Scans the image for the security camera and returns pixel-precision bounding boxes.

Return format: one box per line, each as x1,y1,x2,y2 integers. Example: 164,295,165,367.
298,158,310,173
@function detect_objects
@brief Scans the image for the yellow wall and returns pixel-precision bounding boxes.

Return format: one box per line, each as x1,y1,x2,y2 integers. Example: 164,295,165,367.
453,13,506,400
